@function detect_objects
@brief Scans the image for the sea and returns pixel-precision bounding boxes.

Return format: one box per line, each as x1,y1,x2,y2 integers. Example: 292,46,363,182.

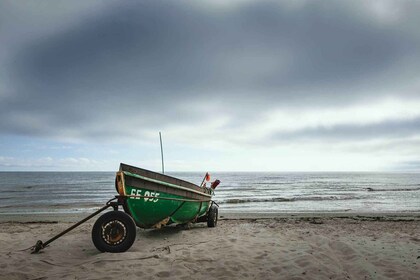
0,172,419,215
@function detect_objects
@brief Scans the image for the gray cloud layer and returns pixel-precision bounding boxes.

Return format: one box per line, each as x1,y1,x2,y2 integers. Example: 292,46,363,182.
272,117,420,142
1,0,420,143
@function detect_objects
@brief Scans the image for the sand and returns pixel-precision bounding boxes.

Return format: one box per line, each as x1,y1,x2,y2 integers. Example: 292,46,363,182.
1,214,419,280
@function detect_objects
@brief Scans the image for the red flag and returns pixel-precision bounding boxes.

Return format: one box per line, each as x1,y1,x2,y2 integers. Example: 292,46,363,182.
205,172,211,181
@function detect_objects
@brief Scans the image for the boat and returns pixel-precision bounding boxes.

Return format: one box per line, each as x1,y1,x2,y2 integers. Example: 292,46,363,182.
91,163,220,252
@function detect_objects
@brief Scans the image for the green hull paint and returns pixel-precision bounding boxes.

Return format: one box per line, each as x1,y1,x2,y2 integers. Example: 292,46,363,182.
125,184,210,227
117,164,214,228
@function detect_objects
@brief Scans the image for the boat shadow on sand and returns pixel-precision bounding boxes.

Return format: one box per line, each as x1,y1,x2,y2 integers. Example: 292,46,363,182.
139,223,208,239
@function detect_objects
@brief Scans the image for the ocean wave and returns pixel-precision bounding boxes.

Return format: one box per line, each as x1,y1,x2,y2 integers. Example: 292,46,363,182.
221,195,357,204
366,187,420,192
254,182,290,185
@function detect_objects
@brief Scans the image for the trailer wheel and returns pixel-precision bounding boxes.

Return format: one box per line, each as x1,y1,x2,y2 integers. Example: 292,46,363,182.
92,211,136,253
207,205,218,227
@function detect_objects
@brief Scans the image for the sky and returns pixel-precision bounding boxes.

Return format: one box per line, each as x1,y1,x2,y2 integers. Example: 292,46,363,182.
0,0,420,172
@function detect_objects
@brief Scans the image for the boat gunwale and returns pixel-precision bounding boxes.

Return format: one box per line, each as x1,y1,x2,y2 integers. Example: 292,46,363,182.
120,163,203,192
123,171,213,198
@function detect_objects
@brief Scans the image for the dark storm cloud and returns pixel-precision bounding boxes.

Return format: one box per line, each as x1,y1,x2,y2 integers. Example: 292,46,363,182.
13,1,420,93
1,0,420,141
271,117,420,142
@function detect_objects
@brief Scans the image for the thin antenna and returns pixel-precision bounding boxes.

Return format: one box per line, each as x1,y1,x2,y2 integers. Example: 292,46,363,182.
159,132,165,174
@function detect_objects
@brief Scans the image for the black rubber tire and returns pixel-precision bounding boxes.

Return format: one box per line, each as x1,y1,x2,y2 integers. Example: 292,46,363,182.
92,211,136,253
207,205,218,227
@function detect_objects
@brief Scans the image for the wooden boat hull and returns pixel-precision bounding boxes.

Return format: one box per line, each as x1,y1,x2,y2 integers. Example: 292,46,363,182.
116,163,213,228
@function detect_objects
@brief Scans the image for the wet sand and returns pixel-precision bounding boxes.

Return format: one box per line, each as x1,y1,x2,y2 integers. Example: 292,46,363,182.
1,213,419,280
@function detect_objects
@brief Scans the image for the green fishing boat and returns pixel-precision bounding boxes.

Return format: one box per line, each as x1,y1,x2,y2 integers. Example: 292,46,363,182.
91,163,220,252
30,163,220,254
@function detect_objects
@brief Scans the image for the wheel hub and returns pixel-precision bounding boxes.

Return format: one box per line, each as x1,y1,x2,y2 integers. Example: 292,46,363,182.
102,220,127,245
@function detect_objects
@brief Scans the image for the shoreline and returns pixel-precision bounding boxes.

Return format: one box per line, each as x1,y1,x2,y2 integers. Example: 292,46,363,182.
1,210,420,223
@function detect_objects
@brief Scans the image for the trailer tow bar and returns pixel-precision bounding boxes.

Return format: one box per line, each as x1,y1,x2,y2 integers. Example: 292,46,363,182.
31,197,119,254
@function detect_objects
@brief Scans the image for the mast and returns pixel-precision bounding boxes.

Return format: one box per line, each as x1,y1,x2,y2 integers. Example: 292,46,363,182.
159,132,165,174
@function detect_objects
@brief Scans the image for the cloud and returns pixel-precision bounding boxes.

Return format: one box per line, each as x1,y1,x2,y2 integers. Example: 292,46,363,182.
0,155,106,170
0,1,419,142
271,117,420,142
395,160,420,171
0,0,420,170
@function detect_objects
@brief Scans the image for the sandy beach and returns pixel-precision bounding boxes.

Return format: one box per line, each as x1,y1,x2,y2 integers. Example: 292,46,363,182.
1,213,419,280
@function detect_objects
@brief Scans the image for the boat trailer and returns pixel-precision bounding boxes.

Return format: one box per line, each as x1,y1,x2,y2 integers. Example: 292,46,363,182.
30,195,218,254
